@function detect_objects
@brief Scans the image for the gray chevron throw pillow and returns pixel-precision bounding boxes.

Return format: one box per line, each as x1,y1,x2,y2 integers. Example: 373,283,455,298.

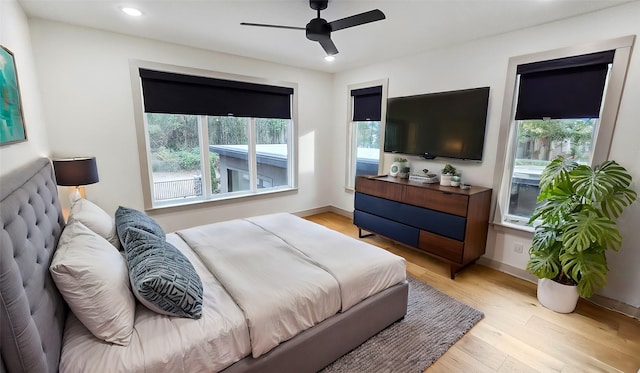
122,227,203,319
115,206,165,247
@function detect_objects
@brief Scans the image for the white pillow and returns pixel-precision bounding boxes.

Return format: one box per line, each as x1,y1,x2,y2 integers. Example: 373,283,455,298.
68,190,120,249
50,221,135,346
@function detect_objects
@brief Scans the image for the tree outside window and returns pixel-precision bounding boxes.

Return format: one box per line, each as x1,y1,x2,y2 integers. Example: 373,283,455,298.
508,118,596,219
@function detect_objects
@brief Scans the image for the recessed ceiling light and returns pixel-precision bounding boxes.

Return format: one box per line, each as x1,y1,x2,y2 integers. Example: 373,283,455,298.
324,55,335,62
121,7,142,17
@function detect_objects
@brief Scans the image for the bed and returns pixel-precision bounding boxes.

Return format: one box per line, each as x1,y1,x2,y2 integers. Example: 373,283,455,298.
1,158,408,373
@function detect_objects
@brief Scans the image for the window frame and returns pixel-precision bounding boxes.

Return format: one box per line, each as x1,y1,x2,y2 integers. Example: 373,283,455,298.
129,60,298,210
345,79,388,190
492,35,635,232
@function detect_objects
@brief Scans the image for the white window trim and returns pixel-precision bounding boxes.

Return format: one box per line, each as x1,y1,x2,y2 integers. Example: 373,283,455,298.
345,78,389,190
129,59,298,210
491,35,635,233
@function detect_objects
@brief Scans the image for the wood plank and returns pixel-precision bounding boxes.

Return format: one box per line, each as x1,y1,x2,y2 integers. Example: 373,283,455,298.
428,345,496,373
498,356,540,373
453,333,508,370
471,322,566,372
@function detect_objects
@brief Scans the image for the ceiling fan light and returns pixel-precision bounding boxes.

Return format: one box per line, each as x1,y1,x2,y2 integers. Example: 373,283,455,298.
122,7,143,17
324,55,335,62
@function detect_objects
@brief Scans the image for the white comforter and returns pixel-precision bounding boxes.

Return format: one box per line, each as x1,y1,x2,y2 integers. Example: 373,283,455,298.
246,213,407,311
60,213,406,372
177,217,342,358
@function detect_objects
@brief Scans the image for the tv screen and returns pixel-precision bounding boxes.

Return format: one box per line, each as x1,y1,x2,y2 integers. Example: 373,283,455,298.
384,87,490,161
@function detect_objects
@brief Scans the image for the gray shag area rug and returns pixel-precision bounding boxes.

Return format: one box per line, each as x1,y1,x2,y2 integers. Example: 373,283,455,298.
320,276,484,373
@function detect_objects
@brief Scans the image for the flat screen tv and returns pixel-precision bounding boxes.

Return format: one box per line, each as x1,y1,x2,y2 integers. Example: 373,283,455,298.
384,87,490,161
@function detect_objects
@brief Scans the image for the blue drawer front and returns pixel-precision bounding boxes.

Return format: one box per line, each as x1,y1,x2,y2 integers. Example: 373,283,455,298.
355,192,466,241
354,210,419,247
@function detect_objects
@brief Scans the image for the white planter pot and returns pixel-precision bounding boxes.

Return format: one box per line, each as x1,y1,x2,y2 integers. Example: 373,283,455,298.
440,174,452,186
537,278,579,313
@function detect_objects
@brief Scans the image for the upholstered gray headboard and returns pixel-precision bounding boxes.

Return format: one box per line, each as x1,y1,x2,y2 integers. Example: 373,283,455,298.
1,158,67,373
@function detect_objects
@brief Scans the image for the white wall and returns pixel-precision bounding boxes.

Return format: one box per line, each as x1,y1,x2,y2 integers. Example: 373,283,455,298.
28,19,335,232
333,1,640,307
0,0,49,174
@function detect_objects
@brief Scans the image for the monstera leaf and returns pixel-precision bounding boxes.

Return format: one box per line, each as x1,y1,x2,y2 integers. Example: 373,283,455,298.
529,182,578,225
560,248,608,298
599,188,638,219
531,222,560,250
537,156,578,195
561,209,621,253
572,161,631,201
526,241,562,280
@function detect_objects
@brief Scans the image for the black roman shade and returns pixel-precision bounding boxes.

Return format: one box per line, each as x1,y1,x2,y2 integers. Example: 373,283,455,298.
351,86,382,121
139,69,294,119
515,50,615,120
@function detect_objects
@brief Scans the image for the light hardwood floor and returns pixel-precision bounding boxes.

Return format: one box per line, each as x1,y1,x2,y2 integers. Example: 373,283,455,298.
305,212,640,373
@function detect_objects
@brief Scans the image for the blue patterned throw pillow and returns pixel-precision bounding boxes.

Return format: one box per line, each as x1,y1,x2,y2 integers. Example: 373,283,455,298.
122,227,203,319
115,206,165,247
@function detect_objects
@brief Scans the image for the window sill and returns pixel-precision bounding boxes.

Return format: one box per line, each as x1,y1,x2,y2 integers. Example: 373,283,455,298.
145,186,298,213
491,220,534,238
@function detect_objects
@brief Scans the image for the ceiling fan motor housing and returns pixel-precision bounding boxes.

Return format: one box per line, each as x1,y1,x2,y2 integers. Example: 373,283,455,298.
306,18,331,41
310,0,328,11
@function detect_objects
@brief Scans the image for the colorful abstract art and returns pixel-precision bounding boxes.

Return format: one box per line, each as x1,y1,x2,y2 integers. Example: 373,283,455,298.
1,45,27,145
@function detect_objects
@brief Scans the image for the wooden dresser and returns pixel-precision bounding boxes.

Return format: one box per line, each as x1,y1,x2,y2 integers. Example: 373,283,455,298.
354,175,492,278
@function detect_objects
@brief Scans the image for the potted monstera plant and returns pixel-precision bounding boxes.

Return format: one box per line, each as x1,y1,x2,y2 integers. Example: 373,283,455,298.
526,156,637,313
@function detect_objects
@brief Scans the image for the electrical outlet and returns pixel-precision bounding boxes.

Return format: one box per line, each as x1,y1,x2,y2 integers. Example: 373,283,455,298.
513,242,524,254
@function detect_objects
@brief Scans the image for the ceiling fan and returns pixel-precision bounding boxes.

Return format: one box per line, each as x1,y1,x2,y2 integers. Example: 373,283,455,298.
241,0,385,56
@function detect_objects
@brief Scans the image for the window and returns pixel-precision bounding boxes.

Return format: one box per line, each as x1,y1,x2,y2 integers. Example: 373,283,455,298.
494,36,635,229
508,118,596,219
346,80,387,189
132,63,296,208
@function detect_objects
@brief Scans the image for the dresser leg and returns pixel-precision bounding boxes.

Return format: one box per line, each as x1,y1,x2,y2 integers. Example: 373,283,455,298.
358,228,374,238
450,265,457,279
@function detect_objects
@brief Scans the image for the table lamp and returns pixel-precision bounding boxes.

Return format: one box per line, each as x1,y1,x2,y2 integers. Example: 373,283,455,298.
53,157,99,199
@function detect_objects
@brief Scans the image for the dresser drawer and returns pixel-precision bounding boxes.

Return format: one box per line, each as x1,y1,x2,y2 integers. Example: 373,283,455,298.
354,210,419,247
355,193,466,241
404,185,468,217
356,177,404,201
418,230,464,263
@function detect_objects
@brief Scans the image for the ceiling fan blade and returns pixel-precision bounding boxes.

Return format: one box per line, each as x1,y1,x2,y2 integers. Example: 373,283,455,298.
319,38,338,56
328,9,385,32
240,22,305,31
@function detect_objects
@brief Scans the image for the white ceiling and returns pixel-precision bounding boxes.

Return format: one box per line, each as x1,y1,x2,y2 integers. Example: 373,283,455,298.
18,0,633,73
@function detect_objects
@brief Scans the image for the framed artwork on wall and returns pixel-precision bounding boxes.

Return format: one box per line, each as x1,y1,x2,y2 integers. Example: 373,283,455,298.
1,45,27,145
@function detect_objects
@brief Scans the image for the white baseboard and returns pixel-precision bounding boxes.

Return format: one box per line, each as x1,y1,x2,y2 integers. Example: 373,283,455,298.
587,294,640,320
476,257,538,283
477,257,639,320
293,206,353,219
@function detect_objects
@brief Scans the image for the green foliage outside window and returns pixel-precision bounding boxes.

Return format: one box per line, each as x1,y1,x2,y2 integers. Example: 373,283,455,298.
147,114,289,173
517,119,594,162
355,121,380,148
